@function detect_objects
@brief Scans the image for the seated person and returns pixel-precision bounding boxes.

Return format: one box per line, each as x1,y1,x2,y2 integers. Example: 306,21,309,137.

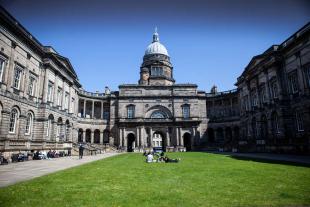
163,156,180,163
146,153,154,163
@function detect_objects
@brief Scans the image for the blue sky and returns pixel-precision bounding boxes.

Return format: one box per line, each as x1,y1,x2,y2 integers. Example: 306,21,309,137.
1,0,310,92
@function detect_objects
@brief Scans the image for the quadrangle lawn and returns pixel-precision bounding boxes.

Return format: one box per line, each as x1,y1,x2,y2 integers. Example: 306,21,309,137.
0,152,309,207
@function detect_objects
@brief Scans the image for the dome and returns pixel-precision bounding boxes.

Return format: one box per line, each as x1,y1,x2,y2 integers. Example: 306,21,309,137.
144,28,169,56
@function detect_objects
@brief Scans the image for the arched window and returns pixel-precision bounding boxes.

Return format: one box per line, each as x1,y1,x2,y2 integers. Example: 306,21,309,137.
127,105,135,119
9,108,18,133
182,104,190,119
25,112,33,135
150,111,166,119
295,111,304,132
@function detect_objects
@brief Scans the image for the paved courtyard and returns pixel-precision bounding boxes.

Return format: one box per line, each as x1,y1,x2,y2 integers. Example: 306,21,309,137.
0,153,120,188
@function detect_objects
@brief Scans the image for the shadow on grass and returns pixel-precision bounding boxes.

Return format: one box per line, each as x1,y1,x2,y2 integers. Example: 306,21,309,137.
228,155,310,168
199,151,310,168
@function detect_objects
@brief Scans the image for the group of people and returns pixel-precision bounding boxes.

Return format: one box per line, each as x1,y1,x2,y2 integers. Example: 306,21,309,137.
143,151,181,163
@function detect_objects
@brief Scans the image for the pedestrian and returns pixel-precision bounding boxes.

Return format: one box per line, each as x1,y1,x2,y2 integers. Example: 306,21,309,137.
79,144,84,159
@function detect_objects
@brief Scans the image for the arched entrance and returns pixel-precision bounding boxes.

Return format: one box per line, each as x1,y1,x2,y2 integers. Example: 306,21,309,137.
207,128,215,143
127,133,135,152
86,129,91,143
78,129,83,142
94,129,100,144
152,131,166,151
183,132,191,151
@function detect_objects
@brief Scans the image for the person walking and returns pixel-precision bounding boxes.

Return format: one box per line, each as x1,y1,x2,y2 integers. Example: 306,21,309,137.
79,144,84,159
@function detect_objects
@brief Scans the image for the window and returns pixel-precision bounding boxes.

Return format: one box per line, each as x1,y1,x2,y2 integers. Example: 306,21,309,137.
151,67,163,76
260,85,267,103
251,90,258,107
127,105,135,118
28,76,36,96
47,82,54,102
103,108,110,120
296,112,304,132
25,113,33,135
271,80,278,98
288,71,299,94
57,88,63,106
13,66,22,89
243,95,249,111
0,57,5,82
306,66,310,87
9,108,18,133
150,111,166,119
64,92,69,110
46,118,51,137
182,105,190,119
271,112,280,134
71,98,75,113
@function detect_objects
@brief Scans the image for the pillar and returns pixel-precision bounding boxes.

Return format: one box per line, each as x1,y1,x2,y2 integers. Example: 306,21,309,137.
100,131,104,144
179,128,183,146
82,130,86,143
176,127,179,146
150,128,153,147
141,126,145,147
91,130,94,143
101,102,104,119
166,128,170,146
83,99,86,117
92,101,94,119
123,129,127,147
137,127,140,147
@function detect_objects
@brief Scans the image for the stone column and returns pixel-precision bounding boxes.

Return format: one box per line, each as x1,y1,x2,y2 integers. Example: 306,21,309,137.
166,129,170,147
54,74,58,106
119,128,122,146
83,99,86,117
136,127,140,147
179,128,183,146
100,131,104,144
82,130,86,143
101,102,104,119
92,101,94,119
141,126,145,147
123,129,127,147
150,128,153,147
176,127,179,146
193,127,197,146
91,130,94,143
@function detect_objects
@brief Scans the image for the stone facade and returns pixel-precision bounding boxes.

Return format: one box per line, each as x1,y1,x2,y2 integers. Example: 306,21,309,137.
0,7,309,156
236,23,310,154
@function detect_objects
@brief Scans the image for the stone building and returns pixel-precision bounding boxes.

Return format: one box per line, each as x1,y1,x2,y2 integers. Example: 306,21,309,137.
236,23,310,153
206,86,240,151
0,6,309,156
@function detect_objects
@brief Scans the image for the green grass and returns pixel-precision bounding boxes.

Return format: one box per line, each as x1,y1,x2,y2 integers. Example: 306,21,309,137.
0,152,309,207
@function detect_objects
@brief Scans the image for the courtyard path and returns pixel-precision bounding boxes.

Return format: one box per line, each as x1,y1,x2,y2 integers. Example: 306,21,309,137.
0,152,120,188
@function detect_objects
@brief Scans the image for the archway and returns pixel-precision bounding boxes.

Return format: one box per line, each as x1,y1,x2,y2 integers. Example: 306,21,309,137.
94,129,100,144
85,129,91,143
127,133,135,152
152,131,166,151
183,132,191,151
103,129,110,144
261,115,268,139
216,128,224,141
207,128,215,143
233,126,240,140
225,127,232,142
78,129,83,142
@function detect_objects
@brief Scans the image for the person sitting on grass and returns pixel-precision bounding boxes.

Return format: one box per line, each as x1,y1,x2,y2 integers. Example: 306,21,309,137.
146,152,154,163
163,156,181,163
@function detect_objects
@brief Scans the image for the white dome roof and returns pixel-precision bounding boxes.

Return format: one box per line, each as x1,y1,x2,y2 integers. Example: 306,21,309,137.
144,29,169,56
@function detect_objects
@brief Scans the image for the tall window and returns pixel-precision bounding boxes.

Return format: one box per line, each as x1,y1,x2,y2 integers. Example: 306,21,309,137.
127,105,135,118
0,57,5,82
47,118,51,137
251,90,258,107
296,111,304,132
57,88,63,106
271,80,278,98
28,76,36,96
64,92,69,110
9,108,18,133
151,67,163,76
71,98,75,113
306,66,310,87
288,71,299,94
47,82,54,102
182,105,190,119
260,85,267,103
13,66,22,89
103,108,110,120
271,112,280,134
25,112,33,135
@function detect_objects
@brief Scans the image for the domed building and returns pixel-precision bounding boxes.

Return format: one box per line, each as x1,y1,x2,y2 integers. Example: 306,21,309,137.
117,29,208,152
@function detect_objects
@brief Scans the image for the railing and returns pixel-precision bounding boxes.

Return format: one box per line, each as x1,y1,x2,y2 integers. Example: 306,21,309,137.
206,89,238,97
